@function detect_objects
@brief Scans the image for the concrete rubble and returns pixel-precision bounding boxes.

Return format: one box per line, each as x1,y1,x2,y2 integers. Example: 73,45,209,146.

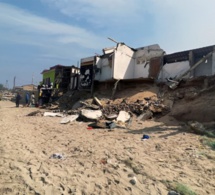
80,109,102,121
60,115,79,124
116,111,130,122
43,112,64,117
34,92,171,129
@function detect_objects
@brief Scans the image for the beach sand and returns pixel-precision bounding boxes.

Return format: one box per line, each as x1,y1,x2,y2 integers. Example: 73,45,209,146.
0,101,215,195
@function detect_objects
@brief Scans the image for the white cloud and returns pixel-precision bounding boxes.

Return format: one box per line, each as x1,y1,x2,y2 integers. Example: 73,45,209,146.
0,2,108,51
0,2,112,86
0,0,215,87
41,0,215,53
41,0,143,26
143,0,215,52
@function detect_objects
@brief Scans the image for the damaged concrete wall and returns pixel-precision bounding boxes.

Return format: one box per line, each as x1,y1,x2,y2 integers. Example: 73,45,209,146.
158,61,190,81
193,56,213,77
84,43,164,82
212,51,215,75
113,44,135,80
95,56,113,81
134,44,164,79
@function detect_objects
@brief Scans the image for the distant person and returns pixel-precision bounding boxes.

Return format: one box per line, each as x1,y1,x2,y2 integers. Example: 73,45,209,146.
31,92,35,106
38,89,43,107
25,92,30,106
15,92,21,107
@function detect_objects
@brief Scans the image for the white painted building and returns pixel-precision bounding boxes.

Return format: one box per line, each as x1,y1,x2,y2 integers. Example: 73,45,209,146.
79,43,165,89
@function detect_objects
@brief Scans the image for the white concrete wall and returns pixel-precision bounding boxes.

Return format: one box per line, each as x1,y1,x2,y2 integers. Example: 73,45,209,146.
113,44,135,79
95,57,113,81
134,44,164,79
134,62,150,78
93,44,164,81
158,61,190,82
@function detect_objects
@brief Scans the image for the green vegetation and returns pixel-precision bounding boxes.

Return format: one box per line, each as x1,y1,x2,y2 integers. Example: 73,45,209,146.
201,137,215,150
204,131,215,138
0,83,5,90
174,183,196,195
161,180,196,195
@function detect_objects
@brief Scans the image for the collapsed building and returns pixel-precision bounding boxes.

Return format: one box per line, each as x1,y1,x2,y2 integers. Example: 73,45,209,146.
79,43,165,92
37,43,215,126
79,43,215,93
39,44,215,106
40,65,80,105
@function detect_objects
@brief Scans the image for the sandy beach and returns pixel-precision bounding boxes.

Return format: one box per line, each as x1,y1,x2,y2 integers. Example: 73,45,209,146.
0,100,215,195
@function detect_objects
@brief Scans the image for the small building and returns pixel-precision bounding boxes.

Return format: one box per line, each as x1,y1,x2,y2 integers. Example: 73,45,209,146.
22,84,37,91
41,64,76,90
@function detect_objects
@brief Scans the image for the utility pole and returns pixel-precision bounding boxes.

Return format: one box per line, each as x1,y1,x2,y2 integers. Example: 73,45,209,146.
32,73,34,91
13,76,16,90
32,73,34,85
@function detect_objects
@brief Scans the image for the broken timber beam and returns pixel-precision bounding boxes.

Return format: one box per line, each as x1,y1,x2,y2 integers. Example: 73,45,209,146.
111,79,120,100
168,52,213,89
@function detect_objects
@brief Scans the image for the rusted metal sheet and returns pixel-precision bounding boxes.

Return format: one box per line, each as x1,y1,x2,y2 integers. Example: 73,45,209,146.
149,57,162,79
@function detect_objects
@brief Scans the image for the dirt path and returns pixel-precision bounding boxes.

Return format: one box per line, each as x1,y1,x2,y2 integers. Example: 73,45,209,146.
0,101,215,195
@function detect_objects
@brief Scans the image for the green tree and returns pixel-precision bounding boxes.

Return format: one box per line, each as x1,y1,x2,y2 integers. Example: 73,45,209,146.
0,84,4,90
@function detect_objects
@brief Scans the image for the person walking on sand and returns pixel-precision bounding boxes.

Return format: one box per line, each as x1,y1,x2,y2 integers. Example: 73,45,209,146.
15,92,21,107
31,92,35,106
25,92,30,107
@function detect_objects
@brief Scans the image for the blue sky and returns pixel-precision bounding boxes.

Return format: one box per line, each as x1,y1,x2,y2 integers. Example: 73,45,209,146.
0,0,215,88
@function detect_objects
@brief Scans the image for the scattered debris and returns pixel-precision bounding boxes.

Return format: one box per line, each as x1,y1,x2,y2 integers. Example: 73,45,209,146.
188,121,206,135
141,134,150,140
129,176,137,185
87,126,93,130
93,96,103,108
117,111,130,122
48,104,59,110
106,121,116,130
60,114,79,124
26,110,43,116
105,113,118,120
88,120,116,130
167,191,180,195
80,101,100,110
49,153,64,159
44,112,64,117
80,109,102,121
137,110,153,121
100,158,107,165
72,101,82,109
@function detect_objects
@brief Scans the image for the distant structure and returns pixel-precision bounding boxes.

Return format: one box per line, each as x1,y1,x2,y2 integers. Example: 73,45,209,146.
5,80,9,89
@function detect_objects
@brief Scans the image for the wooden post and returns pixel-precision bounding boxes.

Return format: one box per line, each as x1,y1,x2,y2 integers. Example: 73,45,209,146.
189,50,194,77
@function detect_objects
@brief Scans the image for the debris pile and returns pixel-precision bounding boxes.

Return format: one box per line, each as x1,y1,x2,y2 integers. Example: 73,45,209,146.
29,92,170,130
101,97,169,118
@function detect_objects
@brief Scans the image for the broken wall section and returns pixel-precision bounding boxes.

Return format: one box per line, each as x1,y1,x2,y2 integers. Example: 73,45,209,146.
159,45,215,83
